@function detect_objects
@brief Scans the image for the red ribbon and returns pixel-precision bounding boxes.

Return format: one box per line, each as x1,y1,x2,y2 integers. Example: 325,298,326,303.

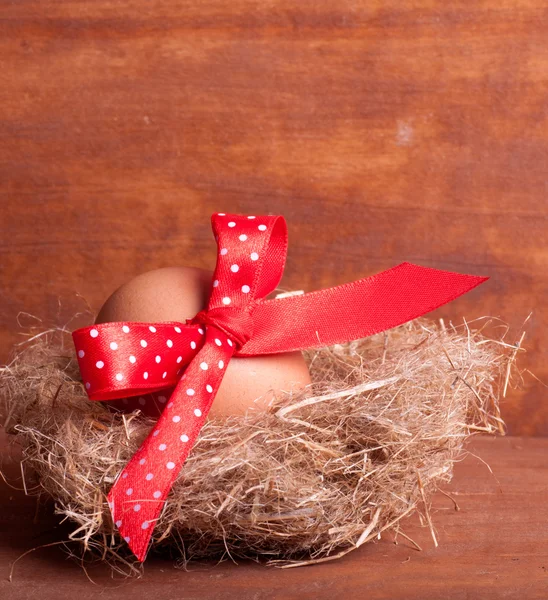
72,212,487,561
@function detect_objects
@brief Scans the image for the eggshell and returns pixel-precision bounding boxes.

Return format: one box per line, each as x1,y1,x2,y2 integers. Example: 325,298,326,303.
95,267,312,418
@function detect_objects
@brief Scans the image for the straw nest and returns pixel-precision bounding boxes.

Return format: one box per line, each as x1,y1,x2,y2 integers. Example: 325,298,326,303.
0,316,522,572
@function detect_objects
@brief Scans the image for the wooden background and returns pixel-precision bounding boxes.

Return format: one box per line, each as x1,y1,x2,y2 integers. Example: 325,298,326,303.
1,1,547,435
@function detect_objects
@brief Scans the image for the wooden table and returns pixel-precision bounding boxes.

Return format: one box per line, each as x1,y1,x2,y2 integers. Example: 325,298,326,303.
0,435,546,599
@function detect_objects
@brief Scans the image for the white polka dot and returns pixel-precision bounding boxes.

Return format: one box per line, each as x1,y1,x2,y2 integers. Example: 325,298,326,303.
138,397,146,405
200,361,208,370
109,342,118,350
153,491,161,499
186,388,195,396
230,264,239,273
222,297,231,305
78,349,85,358
174,326,182,333
122,472,128,479
227,339,233,347
158,395,167,403
146,473,154,481
218,360,224,369
126,488,133,496
129,355,136,363
239,234,248,241
214,338,222,346
206,384,213,393
115,373,123,381
140,339,147,348
176,356,183,363
122,326,130,333
190,340,197,349
90,329,99,338
250,252,259,261
258,224,267,231
213,279,219,287
162,371,167,379
149,326,157,333
159,443,167,451
153,429,160,436
143,371,148,379
133,504,141,512
167,402,173,408
166,339,173,348
96,361,104,369
217,212,226,216
124,536,130,542
194,408,202,417
198,328,204,335
180,434,189,442
155,355,161,363
228,221,236,227
115,520,122,527
85,382,91,390
141,521,150,529
220,248,228,255
139,458,146,465
242,285,250,294
166,462,176,469
247,215,256,219
172,415,181,423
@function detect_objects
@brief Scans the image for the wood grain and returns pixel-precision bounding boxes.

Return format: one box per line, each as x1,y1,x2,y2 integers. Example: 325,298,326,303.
0,1,547,433
1,434,546,598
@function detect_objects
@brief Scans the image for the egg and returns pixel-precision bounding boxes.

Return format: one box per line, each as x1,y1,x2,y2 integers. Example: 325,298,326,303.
95,266,312,419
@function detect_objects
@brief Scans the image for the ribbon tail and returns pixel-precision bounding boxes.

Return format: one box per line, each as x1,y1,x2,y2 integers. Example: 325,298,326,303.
240,262,488,355
108,326,234,561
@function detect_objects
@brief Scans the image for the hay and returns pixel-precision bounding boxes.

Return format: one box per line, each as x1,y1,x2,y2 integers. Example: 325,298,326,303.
0,316,522,572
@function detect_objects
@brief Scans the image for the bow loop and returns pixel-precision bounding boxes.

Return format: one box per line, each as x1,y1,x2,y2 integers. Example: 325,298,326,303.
206,213,288,311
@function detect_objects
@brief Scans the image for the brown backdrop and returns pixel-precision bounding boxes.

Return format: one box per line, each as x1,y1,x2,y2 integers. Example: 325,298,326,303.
0,1,546,435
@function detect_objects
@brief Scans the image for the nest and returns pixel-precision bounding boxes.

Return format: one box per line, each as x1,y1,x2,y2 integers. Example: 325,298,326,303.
0,316,521,573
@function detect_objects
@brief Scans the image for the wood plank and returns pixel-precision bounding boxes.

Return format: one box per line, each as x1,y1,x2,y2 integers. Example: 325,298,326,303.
0,2,546,435
0,434,546,598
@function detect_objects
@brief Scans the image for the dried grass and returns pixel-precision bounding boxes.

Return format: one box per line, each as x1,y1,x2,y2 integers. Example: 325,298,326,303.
0,316,524,573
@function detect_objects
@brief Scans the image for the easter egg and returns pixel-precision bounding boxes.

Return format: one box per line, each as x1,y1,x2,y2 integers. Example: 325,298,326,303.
95,266,312,419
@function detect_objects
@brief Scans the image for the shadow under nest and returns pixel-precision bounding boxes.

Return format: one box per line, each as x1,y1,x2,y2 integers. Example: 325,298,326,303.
0,316,519,574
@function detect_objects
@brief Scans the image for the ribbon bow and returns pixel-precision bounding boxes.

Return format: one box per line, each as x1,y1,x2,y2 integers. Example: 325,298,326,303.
72,212,487,561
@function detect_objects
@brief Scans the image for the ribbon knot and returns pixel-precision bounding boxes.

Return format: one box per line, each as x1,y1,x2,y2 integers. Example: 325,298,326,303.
188,307,253,352
72,211,488,562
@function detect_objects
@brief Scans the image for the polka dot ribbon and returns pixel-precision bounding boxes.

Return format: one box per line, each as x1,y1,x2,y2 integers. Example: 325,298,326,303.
72,212,488,561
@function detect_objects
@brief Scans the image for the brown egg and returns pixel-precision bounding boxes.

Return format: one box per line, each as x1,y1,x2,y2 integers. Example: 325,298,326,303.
95,266,312,419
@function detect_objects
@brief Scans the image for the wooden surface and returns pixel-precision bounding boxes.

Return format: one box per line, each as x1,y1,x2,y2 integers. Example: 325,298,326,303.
0,435,545,599
1,2,547,434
